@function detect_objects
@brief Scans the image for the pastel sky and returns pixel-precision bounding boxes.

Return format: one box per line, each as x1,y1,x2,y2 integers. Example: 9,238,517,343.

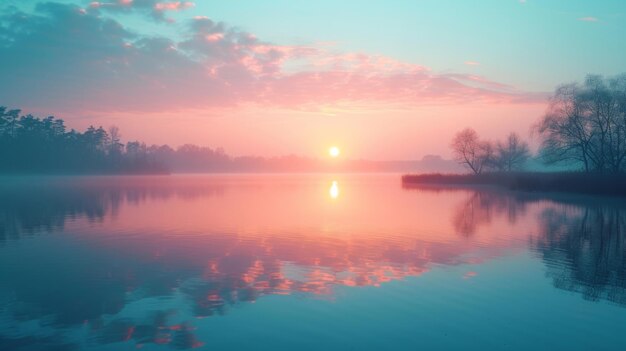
1,0,624,159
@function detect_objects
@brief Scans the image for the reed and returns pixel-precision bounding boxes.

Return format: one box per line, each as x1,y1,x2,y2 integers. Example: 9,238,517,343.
401,172,626,197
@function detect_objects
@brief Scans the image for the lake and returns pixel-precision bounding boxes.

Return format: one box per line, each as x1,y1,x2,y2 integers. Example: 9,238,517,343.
1,174,625,350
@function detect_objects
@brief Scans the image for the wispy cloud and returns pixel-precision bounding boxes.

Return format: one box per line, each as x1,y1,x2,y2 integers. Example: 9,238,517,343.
464,61,480,66
154,1,195,12
578,16,599,22
0,2,546,115
89,0,196,22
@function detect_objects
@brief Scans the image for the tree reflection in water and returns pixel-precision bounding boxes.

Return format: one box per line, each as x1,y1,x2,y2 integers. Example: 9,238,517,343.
451,190,528,237
406,184,626,306
536,204,626,305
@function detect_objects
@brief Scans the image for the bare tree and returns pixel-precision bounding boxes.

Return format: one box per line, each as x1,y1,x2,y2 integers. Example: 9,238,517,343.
536,83,595,171
537,73,626,173
493,133,531,171
108,125,123,156
451,128,493,174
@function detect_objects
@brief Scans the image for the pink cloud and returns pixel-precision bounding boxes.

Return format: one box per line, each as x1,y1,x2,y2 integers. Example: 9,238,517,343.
88,0,194,21
204,33,224,42
443,73,512,91
578,16,598,22
0,4,547,115
259,68,544,111
154,1,195,12
463,271,478,279
89,1,107,8
464,61,480,66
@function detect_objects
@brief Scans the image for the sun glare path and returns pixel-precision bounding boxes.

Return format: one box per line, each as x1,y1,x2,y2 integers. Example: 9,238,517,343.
329,181,339,199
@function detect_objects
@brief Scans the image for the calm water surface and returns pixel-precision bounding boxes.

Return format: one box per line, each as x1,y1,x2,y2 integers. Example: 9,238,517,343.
1,174,625,350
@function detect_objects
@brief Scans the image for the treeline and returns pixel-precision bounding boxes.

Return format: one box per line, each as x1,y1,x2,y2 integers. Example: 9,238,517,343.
451,129,531,174
0,106,463,174
450,73,626,175
0,106,251,174
0,107,168,174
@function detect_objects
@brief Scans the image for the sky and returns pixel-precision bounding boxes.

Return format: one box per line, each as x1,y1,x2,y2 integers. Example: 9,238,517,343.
1,0,624,159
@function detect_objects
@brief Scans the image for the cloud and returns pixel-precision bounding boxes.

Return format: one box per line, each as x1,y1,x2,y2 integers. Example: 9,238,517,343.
463,271,478,279
88,0,133,10
0,2,546,115
578,16,599,22
464,61,480,66
153,1,195,12
88,0,196,22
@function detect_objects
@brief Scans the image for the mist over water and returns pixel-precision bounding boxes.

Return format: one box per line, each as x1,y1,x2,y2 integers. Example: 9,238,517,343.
1,174,626,350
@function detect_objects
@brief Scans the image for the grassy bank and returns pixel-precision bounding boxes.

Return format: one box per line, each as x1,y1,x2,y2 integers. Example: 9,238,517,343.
401,172,626,197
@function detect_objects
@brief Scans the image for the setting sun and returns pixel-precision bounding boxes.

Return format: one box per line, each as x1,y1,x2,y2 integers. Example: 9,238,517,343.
329,146,341,158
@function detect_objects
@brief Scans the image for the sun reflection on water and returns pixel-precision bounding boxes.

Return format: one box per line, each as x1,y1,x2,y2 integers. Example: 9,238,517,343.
329,180,339,199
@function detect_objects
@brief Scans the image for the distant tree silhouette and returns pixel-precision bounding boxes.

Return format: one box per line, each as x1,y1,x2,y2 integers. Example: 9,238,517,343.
536,74,626,173
451,129,532,174
0,106,167,174
0,106,291,174
107,126,124,162
493,133,531,171
451,128,494,174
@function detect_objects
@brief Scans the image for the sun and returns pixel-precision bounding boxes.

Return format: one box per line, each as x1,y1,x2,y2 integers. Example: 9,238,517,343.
329,146,340,158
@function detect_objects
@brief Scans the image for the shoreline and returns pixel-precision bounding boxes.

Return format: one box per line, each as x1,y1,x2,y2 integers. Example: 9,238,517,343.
401,172,626,197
